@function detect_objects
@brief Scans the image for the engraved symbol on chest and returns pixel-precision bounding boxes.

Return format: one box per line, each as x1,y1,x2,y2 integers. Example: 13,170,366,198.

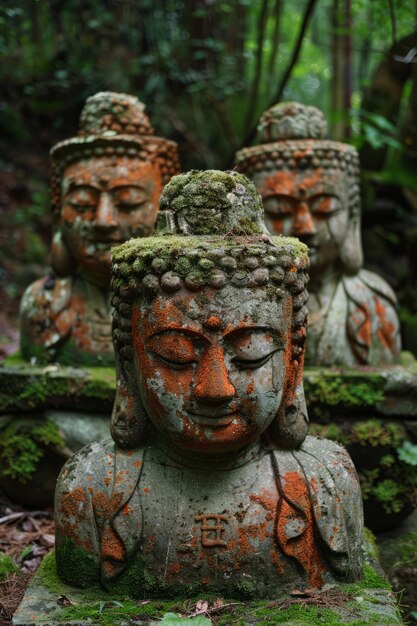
195,514,229,547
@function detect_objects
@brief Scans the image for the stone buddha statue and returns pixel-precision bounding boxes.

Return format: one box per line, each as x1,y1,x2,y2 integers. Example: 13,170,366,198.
235,102,401,367
55,171,363,598
19,91,180,366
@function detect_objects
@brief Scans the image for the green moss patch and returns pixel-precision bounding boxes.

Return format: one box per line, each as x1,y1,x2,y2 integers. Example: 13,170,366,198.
0,358,115,412
33,551,402,625
0,417,65,483
0,552,19,581
304,371,385,417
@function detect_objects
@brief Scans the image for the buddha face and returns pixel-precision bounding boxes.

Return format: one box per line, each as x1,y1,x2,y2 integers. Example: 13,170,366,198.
255,167,348,273
132,285,292,453
60,156,161,284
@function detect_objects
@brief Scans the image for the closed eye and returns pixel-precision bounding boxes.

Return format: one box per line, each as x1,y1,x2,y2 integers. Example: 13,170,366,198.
154,354,197,370
232,349,279,370
146,331,201,369
309,194,342,216
263,195,296,215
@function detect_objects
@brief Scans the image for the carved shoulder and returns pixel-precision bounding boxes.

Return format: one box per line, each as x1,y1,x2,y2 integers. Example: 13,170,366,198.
54,440,115,586
342,271,401,364
294,436,364,580
358,269,398,307
19,275,73,360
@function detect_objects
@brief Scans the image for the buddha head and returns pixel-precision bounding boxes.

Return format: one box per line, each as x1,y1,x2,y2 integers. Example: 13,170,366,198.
50,92,180,288
235,102,362,277
110,171,309,455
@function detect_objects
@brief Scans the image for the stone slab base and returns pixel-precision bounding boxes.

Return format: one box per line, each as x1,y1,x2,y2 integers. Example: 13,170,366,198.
13,552,404,626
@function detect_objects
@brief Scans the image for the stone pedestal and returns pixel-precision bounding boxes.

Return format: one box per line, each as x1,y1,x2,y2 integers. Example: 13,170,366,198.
13,545,404,626
304,352,417,531
0,355,113,507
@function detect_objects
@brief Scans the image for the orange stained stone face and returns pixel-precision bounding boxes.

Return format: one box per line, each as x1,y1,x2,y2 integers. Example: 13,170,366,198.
60,156,161,282
132,285,292,453
254,167,349,272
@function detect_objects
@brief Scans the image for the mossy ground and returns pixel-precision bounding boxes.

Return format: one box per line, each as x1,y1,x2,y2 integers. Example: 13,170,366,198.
31,551,402,625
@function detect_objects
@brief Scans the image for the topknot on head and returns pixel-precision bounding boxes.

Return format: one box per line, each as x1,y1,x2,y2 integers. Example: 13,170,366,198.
78,91,154,138
156,169,269,236
257,102,327,143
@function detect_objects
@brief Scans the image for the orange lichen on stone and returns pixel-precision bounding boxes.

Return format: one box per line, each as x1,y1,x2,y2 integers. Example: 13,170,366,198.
277,471,325,588
167,563,181,576
57,487,94,552
101,526,126,578
92,490,124,524
374,296,396,352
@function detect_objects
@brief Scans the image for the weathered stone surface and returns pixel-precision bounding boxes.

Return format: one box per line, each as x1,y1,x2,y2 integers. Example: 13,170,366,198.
54,171,365,597
235,101,401,367
19,91,180,366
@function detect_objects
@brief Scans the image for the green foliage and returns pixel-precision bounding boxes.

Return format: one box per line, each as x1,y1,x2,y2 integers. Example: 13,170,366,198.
308,422,347,444
0,552,19,582
304,376,385,412
360,458,417,515
310,418,417,515
351,419,404,448
2,0,414,171
159,614,211,626
397,440,417,466
352,110,402,151
0,418,64,483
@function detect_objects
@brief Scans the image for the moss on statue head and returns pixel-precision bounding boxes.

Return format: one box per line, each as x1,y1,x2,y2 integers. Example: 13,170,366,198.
155,169,269,236
160,169,261,213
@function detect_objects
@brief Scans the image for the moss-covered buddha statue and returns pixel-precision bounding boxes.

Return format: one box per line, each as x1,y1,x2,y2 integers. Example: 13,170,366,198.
55,171,363,598
235,102,401,367
19,91,180,366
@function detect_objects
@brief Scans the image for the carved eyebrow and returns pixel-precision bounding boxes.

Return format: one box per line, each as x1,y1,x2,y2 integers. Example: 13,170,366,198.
107,182,147,192
223,325,285,344
147,326,210,344
65,182,100,193
309,191,341,201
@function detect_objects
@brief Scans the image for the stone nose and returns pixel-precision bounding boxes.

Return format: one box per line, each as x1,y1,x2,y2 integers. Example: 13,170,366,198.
292,202,316,236
194,346,236,404
94,192,118,231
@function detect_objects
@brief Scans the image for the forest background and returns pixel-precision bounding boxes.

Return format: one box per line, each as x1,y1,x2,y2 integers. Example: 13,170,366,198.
0,0,416,355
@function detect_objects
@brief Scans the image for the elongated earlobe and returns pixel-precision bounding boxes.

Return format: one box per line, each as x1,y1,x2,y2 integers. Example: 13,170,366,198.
339,215,363,276
273,382,308,449
50,229,75,277
266,351,308,450
110,377,148,448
